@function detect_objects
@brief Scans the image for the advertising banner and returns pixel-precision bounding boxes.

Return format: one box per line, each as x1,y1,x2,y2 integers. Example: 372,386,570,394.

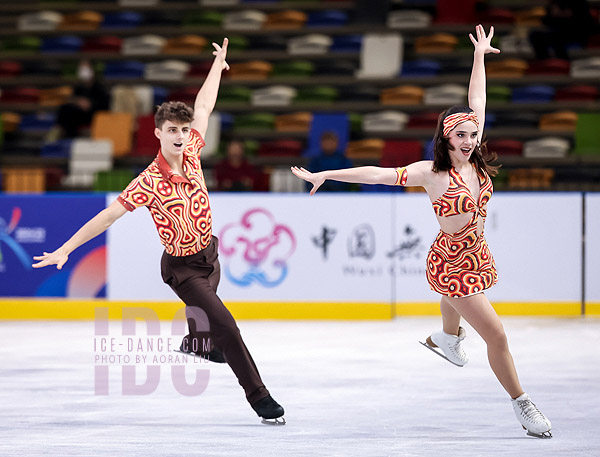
0,194,107,297
484,193,582,302
107,193,396,303
106,192,585,305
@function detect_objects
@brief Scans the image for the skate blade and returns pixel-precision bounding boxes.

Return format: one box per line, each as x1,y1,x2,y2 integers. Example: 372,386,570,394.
261,417,286,426
524,427,552,439
174,349,207,361
419,341,465,367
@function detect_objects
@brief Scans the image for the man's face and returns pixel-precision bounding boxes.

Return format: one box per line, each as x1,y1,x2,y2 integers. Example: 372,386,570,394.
155,120,191,158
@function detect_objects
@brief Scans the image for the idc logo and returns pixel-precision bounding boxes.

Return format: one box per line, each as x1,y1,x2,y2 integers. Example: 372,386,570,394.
218,208,296,287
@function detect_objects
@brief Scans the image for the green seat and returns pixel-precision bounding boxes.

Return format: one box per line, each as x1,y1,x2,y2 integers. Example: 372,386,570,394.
233,113,276,131
349,112,363,133
573,112,600,155
1,36,41,54
295,86,339,104
487,85,512,103
221,35,248,52
94,170,135,192
183,11,223,27
272,60,315,78
218,86,252,104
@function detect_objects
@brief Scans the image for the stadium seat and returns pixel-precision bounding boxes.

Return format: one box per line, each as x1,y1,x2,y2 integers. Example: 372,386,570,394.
304,112,349,158
93,169,135,192
2,167,46,193
132,114,159,156
380,140,423,167
573,113,600,155
91,111,134,157
539,111,578,131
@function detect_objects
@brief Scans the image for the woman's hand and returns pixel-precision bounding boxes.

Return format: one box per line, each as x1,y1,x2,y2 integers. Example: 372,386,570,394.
291,166,325,195
469,24,500,55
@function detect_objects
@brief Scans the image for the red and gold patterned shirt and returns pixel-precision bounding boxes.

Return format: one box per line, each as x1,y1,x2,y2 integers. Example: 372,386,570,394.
118,129,212,256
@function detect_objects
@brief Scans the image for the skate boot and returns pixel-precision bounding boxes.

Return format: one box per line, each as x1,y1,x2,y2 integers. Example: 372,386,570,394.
177,338,227,363
420,326,468,367
251,395,286,425
511,393,552,438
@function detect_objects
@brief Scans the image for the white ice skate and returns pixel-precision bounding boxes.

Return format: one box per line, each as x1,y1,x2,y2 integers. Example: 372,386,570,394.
420,327,468,367
511,393,552,438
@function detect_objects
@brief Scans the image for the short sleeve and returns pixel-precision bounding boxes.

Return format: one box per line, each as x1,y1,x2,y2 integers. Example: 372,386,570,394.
394,167,407,186
188,129,206,157
118,173,154,211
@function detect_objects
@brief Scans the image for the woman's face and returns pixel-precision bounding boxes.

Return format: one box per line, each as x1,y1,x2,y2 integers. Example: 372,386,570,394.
446,120,478,165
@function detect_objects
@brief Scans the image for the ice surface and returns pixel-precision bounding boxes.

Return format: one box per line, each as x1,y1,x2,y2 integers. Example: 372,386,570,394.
1,317,598,457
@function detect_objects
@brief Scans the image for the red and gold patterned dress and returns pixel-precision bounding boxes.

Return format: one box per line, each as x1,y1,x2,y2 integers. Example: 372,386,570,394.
426,165,497,297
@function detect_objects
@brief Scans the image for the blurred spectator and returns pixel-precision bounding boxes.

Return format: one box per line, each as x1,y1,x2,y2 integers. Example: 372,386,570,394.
214,140,257,191
56,61,109,138
307,131,353,192
529,0,595,59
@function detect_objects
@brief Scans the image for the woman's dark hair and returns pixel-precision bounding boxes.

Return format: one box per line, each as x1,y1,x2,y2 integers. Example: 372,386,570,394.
154,101,194,129
432,105,499,177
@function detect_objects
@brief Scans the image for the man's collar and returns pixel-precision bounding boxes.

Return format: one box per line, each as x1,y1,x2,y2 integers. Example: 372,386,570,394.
157,148,190,184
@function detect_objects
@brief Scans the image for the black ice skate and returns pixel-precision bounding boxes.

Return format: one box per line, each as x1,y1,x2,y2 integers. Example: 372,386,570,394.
251,395,286,425
176,339,227,363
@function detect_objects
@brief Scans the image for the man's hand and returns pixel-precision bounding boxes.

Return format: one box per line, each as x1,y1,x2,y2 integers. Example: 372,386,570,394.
212,38,230,71
32,248,69,270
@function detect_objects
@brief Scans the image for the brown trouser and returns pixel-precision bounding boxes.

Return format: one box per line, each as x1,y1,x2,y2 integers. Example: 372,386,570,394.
160,236,269,404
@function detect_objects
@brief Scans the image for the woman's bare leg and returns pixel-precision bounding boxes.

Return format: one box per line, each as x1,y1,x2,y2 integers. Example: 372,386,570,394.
447,293,523,399
440,296,461,335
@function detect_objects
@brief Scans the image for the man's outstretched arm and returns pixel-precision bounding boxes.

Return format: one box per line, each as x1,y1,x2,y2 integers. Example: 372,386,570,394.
32,199,127,270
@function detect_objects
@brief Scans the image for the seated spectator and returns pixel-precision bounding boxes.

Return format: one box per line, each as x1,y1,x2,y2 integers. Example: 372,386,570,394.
214,140,257,191
529,0,595,59
307,131,353,192
56,60,109,138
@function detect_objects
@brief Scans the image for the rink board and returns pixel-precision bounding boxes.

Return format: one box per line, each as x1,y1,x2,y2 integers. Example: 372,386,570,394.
0,192,595,318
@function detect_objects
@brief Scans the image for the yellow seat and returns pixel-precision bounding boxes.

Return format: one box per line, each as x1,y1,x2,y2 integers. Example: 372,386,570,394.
380,85,424,105
91,111,134,157
2,167,46,193
346,138,384,160
508,168,554,190
539,111,578,131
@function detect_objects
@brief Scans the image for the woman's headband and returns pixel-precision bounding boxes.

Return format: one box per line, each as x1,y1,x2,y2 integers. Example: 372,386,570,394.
442,112,479,137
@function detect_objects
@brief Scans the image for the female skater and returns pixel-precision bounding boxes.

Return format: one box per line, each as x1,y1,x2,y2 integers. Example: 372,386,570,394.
291,25,551,438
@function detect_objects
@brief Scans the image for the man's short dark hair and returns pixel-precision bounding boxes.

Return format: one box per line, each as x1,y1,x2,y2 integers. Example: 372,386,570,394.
154,101,194,129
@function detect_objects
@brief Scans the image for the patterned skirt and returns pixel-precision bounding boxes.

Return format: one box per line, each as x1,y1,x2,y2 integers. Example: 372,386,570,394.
426,221,497,298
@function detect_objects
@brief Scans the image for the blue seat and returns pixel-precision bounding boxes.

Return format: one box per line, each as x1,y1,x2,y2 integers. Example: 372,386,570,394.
153,86,168,105
220,112,235,131
102,12,144,28
104,60,145,78
304,112,349,158
401,59,440,77
307,10,348,27
331,35,362,52
19,113,56,131
41,139,73,157
41,36,83,53
484,112,496,129
512,85,555,103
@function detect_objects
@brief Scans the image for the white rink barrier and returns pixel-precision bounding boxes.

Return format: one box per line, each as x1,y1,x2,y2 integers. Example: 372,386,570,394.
106,192,590,316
